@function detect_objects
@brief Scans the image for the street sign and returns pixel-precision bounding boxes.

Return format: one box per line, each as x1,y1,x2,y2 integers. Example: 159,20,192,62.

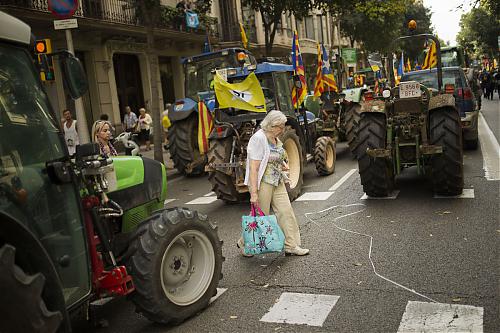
48,0,79,19
341,48,357,64
54,18,78,30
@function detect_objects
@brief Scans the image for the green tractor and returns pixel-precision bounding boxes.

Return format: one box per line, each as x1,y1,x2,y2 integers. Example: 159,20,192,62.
353,33,464,197
0,12,223,332
205,62,333,203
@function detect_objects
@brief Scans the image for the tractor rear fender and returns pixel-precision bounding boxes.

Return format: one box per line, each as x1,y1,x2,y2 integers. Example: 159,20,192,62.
359,99,386,114
169,98,198,123
428,93,456,112
0,213,73,331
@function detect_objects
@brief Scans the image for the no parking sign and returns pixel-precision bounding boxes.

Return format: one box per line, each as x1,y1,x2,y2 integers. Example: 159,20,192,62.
48,0,79,19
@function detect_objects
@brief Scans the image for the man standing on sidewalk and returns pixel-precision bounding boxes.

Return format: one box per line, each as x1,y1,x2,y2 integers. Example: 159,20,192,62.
123,106,138,132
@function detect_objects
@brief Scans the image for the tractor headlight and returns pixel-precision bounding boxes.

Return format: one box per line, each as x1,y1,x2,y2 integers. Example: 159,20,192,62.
382,89,391,98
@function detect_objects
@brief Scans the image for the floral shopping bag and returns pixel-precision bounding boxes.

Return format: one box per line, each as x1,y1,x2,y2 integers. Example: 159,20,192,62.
241,204,285,255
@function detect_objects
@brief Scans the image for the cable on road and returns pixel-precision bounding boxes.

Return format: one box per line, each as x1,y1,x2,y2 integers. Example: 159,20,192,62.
304,203,439,303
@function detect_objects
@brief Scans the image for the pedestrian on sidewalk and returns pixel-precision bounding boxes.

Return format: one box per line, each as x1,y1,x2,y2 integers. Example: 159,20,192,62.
239,110,309,257
162,103,172,150
138,107,152,151
62,109,79,157
92,120,117,158
123,106,138,133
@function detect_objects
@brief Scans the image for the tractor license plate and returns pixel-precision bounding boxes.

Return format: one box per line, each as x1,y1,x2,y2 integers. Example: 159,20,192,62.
399,81,421,99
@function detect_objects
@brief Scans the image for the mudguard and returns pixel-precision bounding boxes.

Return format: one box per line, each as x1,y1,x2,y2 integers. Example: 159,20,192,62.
169,97,216,123
360,99,386,113
428,93,456,111
169,98,197,122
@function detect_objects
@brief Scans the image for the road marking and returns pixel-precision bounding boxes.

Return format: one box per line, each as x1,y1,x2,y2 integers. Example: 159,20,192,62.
164,198,177,205
260,292,339,327
186,196,218,205
209,288,227,304
397,301,483,333
296,192,334,201
434,189,474,199
478,112,500,180
329,169,358,191
360,190,400,200
203,191,216,197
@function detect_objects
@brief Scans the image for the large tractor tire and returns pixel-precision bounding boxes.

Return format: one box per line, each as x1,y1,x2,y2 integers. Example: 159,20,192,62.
344,103,361,156
280,127,304,201
207,137,248,203
429,109,464,196
0,245,63,333
354,113,394,197
314,136,336,176
127,207,223,325
167,115,206,176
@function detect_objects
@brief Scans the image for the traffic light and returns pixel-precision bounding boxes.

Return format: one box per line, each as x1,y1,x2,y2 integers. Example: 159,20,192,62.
34,39,54,81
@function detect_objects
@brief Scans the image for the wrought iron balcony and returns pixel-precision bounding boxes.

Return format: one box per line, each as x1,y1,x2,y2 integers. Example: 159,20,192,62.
0,0,219,38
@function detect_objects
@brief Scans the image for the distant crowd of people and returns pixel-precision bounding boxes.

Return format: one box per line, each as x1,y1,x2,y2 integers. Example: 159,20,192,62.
479,68,499,100
62,103,172,158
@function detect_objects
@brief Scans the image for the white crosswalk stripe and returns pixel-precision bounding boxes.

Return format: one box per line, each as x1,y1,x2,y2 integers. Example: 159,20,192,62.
260,292,340,327
434,188,475,199
296,191,334,201
361,190,400,200
209,289,484,330
397,301,483,332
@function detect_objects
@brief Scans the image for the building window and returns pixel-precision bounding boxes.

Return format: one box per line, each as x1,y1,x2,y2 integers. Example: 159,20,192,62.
317,15,324,43
305,16,315,40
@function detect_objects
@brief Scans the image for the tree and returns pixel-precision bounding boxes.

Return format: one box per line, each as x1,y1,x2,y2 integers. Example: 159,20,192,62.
242,0,313,55
137,0,163,163
457,5,500,59
319,0,406,53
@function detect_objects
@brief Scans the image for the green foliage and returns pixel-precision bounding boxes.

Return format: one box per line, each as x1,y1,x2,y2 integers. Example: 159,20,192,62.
457,5,500,59
242,0,314,55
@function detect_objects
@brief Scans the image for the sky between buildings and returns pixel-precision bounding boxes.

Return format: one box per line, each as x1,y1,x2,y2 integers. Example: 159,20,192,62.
423,0,473,46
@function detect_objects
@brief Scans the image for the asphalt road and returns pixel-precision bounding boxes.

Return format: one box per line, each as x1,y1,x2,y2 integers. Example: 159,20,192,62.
75,100,499,333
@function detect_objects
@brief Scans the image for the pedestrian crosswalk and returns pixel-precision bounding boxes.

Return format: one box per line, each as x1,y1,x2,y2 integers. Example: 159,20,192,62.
209,289,484,331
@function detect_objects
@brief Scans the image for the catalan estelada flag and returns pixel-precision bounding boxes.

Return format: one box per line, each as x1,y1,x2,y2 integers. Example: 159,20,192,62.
314,43,324,98
291,30,307,108
197,101,213,154
321,44,337,92
422,41,437,69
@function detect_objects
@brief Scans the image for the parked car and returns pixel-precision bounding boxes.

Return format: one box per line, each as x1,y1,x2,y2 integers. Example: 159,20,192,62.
401,67,479,149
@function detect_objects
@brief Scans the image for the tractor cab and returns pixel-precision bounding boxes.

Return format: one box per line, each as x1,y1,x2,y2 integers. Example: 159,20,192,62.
0,11,92,325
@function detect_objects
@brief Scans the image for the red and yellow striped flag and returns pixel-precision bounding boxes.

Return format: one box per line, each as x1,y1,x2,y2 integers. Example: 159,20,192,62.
422,41,437,69
197,101,213,154
313,43,324,98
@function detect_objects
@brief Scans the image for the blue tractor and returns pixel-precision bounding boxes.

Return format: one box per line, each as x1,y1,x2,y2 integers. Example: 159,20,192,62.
167,48,256,175
206,62,333,203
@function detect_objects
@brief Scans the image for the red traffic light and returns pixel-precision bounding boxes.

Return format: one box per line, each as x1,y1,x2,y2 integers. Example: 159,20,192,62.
35,39,52,54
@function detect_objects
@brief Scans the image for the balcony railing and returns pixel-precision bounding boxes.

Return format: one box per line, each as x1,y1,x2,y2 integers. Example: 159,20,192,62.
0,0,218,38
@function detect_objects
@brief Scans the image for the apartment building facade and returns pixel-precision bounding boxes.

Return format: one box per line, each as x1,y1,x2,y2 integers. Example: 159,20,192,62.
0,0,360,137
0,0,220,135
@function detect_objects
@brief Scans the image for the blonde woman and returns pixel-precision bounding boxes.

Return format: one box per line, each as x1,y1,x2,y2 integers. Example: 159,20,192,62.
239,110,309,257
92,120,117,158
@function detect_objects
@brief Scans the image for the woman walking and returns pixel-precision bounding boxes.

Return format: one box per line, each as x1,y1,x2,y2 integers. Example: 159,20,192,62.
92,120,117,158
238,110,309,257
138,107,152,151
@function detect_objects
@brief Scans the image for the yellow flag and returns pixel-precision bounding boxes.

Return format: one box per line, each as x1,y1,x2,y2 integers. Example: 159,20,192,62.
422,41,437,69
214,72,266,113
239,23,248,49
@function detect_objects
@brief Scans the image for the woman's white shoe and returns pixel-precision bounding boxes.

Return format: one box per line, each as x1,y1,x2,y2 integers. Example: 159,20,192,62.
285,246,309,256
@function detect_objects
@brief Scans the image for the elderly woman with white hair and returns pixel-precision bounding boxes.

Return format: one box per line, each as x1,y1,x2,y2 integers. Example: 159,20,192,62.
238,110,309,257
